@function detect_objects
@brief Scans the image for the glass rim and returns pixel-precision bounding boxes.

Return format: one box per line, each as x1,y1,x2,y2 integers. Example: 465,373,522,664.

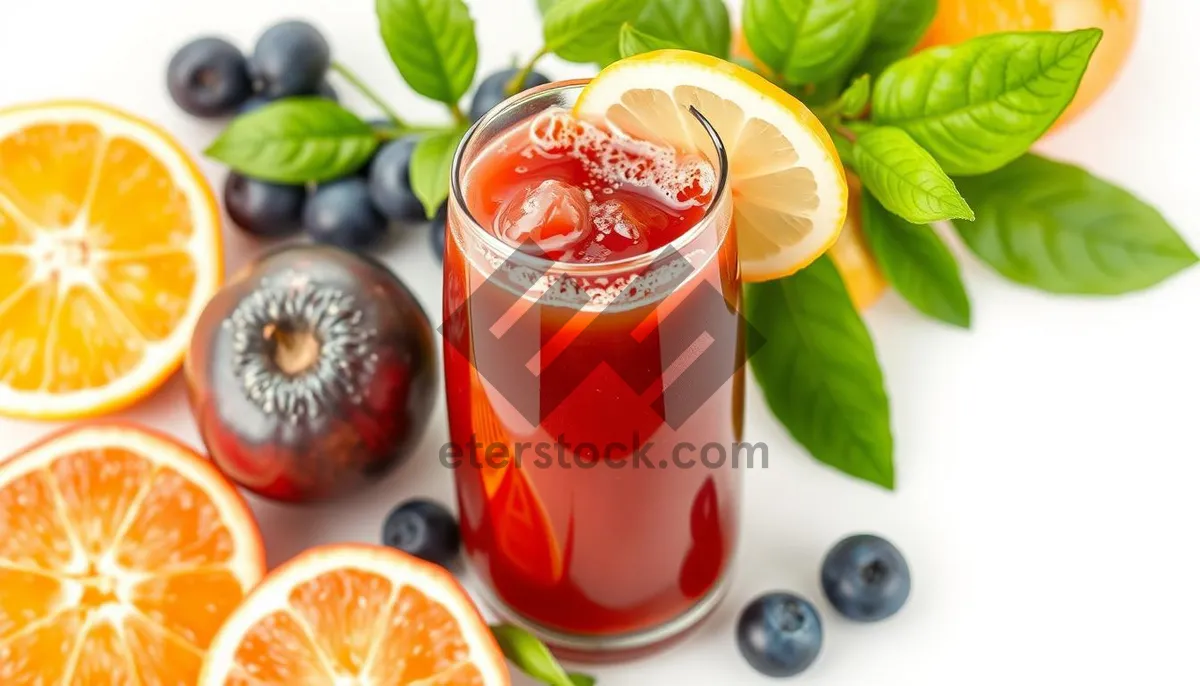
449,78,731,276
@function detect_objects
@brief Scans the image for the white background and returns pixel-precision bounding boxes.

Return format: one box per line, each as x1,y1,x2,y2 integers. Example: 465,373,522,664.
3,1,1199,684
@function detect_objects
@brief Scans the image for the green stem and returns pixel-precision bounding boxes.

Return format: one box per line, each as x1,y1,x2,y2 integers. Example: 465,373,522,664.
507,47,549,97
450,103,469,127
331,61,408,129
831,130,855,164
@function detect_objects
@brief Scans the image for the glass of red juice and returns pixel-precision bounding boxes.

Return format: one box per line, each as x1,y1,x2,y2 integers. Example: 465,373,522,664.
443,80,744,658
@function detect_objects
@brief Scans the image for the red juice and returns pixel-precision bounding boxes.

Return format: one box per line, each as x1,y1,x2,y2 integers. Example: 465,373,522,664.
444,92,743,651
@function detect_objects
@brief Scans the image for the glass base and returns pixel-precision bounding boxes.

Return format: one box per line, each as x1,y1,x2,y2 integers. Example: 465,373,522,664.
469,569,731,663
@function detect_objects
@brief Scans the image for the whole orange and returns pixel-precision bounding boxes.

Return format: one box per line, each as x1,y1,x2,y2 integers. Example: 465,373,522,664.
918,0,1141,130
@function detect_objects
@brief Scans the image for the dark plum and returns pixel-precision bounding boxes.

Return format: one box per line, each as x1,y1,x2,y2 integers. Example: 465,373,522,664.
469,67,551,122
303,178,389,250
224,172,307,237
367,137,425,222
382,499,461,568
821,534,911,622
185,246,437,502
737,592,823,678
167,37,253,117
249,20,331,99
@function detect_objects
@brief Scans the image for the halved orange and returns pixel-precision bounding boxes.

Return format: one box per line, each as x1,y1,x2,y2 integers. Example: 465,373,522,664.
201,544,511,686
0,423,265,684
0,101,223,419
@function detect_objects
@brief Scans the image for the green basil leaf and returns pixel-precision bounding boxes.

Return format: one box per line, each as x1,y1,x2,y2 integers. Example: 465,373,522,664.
492,624,593,686
861,192,971,327
953,154,1198,294
376,0,478,104
855,0,938,77
544,0,650,64
836,74,871,118
873,29,1102,176
743,0,877,85
635,0,731,57
747,256,894,489
410,127,466,218
205,98,377,184
852,126,973,223
537,0,562,14
619,23,680,58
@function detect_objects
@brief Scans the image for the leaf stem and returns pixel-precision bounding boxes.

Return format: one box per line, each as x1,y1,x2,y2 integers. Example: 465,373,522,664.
331,61,409,129
507,47,549,97
831,130,855,165
450,103,469,127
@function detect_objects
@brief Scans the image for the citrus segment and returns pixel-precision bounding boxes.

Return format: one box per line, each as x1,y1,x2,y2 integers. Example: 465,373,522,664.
201,545,509,686
0,101,222,419
86,136,197,252
575,50,848,282
130,567,249,647
0,121,104,229
124,612,208,684
1,609,88,684
0,424,265,685
94,251,198,341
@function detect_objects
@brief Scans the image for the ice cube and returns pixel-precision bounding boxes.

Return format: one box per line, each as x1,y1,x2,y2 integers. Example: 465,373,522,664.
585,198,662,260
495,179,591,255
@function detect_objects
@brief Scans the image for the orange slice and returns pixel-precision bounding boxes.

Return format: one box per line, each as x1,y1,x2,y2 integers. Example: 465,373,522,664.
575,50,848,282
201,544,510,686
0,423,265,685
0,101,223,419
470,375,565,587
830,177,888,310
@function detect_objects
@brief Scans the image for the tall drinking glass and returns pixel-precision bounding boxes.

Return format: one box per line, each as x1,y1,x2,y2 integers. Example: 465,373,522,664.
443,80,744,657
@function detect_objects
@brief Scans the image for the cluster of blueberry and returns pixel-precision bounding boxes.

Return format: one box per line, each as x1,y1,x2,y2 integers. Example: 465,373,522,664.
381,495,911,679
166,20,546,257
737,534,912,677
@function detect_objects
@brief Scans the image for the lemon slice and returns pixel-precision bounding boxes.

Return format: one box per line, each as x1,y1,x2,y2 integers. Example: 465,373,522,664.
575,50,848,282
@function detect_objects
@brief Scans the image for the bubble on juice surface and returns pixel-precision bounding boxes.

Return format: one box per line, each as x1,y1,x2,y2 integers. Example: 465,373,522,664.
494,179,592,255
529,110,717,211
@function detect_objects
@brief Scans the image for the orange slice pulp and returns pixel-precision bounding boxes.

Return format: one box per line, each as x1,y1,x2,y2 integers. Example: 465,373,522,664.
470,376,565,587
0,101,222,419
200,545,510,686
0,423,265,684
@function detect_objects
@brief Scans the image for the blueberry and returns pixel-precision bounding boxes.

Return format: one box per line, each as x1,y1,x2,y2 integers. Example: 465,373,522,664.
238,81,335,115
303,178,388,250
224,172,307,237
737,592,823,678
469,68,552,122
249,20,330,99
238,96,271,114
821,534,911,622
167,37,253,117
382,499,461,568
430,203,447,262
317,80,339,102
367,137,426,221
